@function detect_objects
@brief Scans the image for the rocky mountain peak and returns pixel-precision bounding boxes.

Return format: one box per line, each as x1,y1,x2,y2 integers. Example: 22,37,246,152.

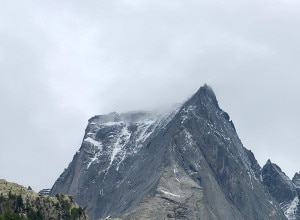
261,160,295,203
88,112,121,124
50,84,286,220
261,160,300,219
184,84,219,111
196,83,216,98
263,159,284,173
293,172,300,188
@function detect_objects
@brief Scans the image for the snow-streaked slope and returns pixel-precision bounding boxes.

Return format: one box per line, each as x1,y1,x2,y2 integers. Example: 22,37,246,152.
282,196,299,220
51,85,286,220
262,160,300,220
81,110,178,172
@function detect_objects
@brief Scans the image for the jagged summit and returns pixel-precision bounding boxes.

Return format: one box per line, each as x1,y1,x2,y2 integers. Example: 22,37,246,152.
261,160,295,203
51,85,286,220
196,83,217,100
184,84,219,110
261,160,300,219
88,112,121,124
263,159,287,174
293,173,300,188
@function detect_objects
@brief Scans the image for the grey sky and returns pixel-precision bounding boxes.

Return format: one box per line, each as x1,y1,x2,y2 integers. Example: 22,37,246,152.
1,0,300,191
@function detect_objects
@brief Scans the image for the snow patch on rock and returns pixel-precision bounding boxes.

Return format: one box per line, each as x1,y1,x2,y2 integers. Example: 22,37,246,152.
282,196,299,220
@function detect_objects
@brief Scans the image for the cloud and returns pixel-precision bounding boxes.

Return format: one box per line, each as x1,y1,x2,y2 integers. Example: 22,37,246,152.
1,0,300,190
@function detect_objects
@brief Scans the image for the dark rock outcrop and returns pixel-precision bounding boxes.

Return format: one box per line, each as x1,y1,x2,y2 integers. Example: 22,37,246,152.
261,160,300,219
293,173,300,188
51,85,285,219
261,160,296,204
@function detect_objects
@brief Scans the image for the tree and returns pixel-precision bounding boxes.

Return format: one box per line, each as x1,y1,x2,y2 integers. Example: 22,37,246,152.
15,195,24,212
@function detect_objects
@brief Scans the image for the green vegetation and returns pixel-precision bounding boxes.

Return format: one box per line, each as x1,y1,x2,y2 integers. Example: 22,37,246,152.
0,193,28,219
0,180,88,220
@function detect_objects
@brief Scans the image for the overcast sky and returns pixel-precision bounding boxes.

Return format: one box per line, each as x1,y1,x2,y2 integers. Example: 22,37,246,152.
1,0,300,191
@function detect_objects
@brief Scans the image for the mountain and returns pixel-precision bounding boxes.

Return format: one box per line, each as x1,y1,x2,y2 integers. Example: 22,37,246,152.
293,173,300,188
50,84,286,219
261,160,300,219
0,179,88,220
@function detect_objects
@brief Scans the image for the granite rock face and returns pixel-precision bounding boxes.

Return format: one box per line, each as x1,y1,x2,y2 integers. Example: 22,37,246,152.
262,160,300,219
293,173,300,188
51,85,286,219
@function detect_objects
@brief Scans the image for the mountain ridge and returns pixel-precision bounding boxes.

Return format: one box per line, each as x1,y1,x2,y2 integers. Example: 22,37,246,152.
50,85,292,219
261,160,300,219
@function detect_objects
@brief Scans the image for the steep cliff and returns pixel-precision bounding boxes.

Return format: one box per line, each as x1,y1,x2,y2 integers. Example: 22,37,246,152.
262,160,300,219
51,85,285,219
